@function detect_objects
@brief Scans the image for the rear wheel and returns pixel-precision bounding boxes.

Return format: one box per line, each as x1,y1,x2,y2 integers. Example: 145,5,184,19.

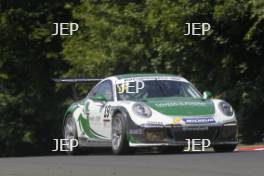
213,145,237,153
63,115,81,155
111,113,130,155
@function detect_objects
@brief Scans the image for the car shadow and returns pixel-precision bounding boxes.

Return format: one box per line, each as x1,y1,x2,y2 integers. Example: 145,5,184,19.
71,147,220,156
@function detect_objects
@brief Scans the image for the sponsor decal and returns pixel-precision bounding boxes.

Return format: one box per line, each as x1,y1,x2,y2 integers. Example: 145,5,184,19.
103,105,111,121
146,121,163,125
155,101,208,108
172,117,182,125
141,121,163,127
183,117,215,124
182,126,208,131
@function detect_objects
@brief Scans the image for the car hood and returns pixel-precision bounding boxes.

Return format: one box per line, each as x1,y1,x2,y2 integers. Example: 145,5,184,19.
141,97,215,116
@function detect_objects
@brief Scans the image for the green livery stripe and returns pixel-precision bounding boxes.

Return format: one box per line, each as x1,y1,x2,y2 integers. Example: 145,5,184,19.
90,127,107,139
64,103,78,118
78,114,107,139
78,115,98,138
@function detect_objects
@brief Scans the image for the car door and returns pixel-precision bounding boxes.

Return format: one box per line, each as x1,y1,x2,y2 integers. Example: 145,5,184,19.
85,80,114,139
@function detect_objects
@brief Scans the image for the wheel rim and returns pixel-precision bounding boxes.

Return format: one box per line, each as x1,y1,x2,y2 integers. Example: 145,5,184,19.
64,118,76,150
112,118,122,150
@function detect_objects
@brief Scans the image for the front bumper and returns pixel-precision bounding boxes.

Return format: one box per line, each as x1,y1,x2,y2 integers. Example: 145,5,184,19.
127,124,238,147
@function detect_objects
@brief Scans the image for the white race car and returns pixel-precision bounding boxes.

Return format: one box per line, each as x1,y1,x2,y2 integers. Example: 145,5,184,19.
55,73,238,155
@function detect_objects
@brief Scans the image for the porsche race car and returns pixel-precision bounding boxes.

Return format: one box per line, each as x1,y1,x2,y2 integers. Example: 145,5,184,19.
54,73,238,155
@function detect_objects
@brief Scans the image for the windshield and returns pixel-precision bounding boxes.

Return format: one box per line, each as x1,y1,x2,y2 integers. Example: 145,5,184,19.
116,80,201,100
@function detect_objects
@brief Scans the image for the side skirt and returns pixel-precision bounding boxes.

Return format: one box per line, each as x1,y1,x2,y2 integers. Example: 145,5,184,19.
78,137,112,147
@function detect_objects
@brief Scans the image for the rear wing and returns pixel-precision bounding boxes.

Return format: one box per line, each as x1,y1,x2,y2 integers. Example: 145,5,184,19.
53,78,102,83
53,78,103,100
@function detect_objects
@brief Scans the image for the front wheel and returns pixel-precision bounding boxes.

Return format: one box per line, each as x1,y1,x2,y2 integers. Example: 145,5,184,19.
213,145,237,153
111,113,130,155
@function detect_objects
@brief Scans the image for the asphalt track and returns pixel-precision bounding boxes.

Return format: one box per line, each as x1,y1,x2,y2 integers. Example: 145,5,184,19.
0,150,263,176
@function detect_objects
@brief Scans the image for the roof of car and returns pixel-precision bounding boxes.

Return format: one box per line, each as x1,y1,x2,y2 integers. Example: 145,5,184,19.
115,73,178,79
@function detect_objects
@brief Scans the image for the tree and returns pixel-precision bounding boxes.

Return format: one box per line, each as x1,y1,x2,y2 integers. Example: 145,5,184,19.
0,0,79,156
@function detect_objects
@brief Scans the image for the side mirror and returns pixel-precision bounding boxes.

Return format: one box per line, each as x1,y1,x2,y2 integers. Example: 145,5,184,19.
92,94,107,102
203,91,212,99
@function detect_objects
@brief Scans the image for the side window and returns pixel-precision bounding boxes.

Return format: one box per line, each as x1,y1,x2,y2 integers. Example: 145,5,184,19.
87,86,96,97
91,80,114,101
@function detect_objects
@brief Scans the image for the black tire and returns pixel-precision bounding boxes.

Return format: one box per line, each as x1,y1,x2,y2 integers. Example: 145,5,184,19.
63,115,81,155
159,146,184,154
111,113,130,155
213,145,237,153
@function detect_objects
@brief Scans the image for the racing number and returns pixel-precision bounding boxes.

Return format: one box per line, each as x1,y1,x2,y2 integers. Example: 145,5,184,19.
104,105,111,120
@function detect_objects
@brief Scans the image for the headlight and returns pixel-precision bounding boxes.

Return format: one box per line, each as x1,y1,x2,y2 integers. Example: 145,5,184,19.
132,103,152,117
218,101,234,116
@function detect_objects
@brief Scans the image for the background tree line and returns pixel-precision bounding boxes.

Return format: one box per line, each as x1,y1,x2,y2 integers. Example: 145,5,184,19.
0,0,263,156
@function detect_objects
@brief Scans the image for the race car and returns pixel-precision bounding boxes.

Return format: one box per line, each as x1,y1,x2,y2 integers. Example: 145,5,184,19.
54,73,238,155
